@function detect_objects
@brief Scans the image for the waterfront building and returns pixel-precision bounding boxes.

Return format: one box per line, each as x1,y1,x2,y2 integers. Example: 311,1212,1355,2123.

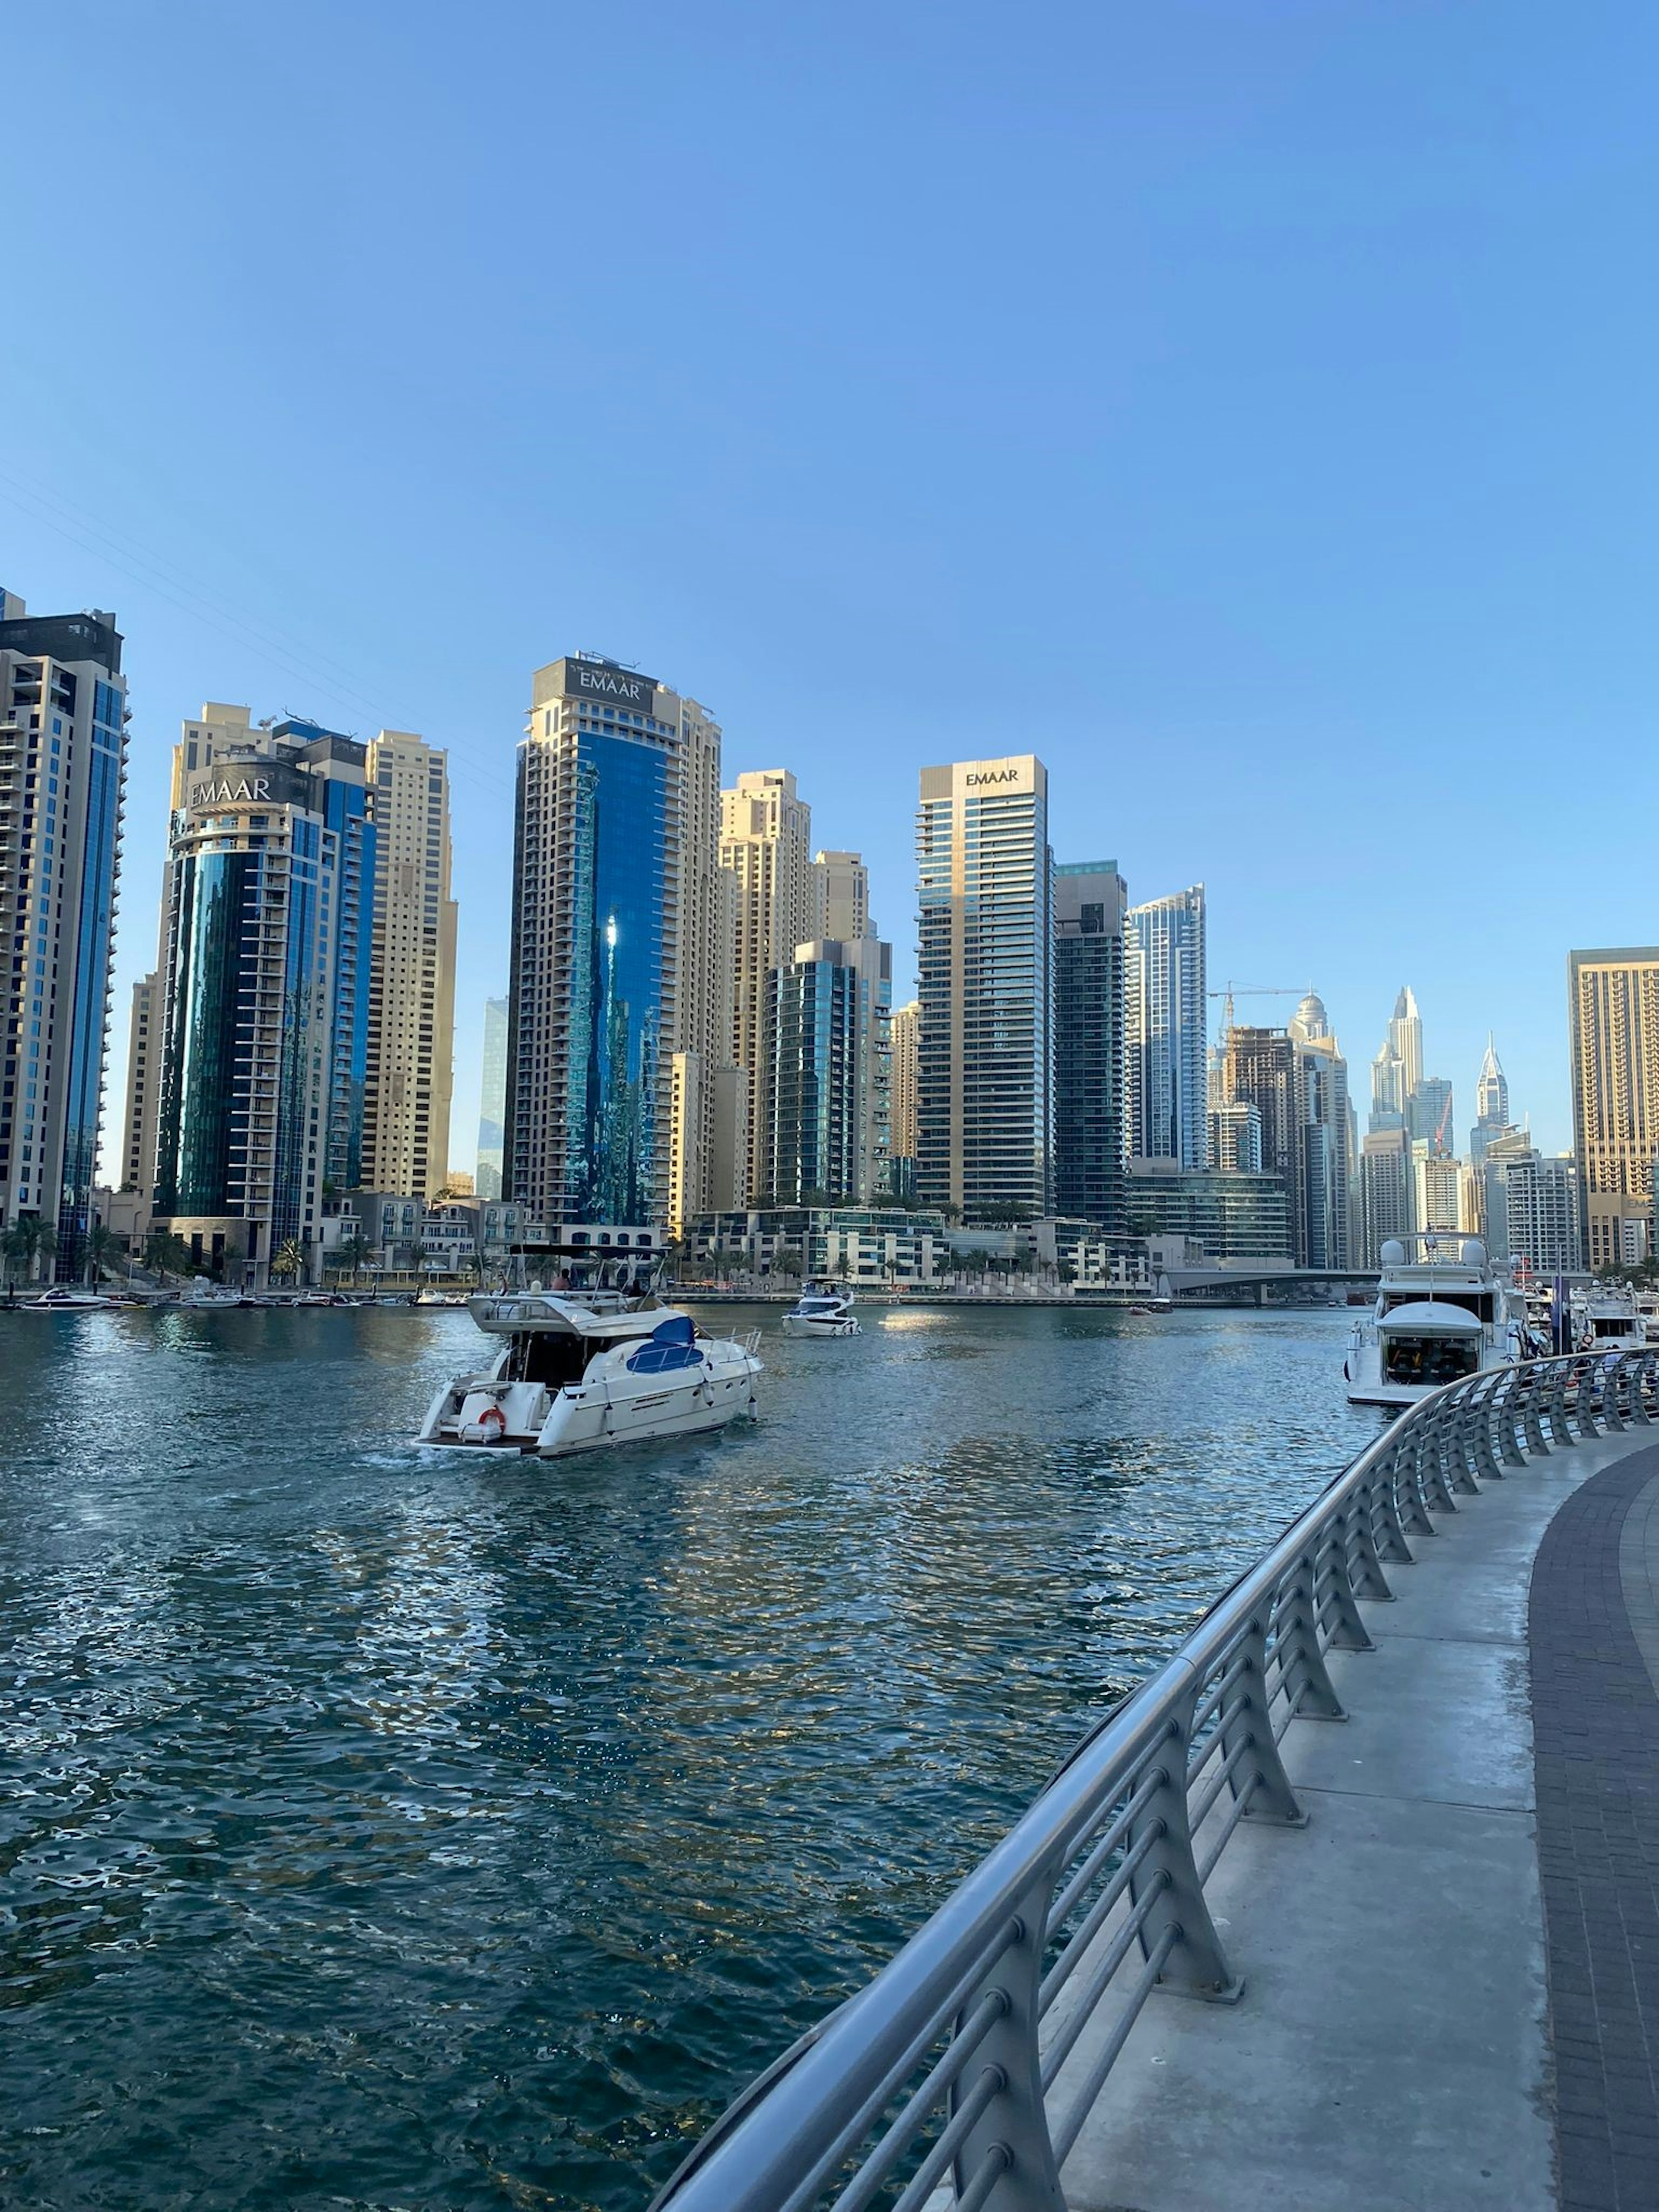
0,595,129,1275
1287,991,1353,1270
1369,986,1422,1132
1124,885,1207,1168
1119,1161,1293,1262
1053,860,1127,1233
1209,1098,1263,1173
1413,1141,1462,1240
1567,947,1659,1271
1482,1130,1583,1276
150,708,377,1283
1458,1158,1487,1239
720,768,815,1203
475,995,508,1199
765,935,891,1205
915,755,1052,1216
361,731,457,1201
505,655,726,1235
121,970,160,1196
889,998,920,1190
1218,1024,1300,1247
1469,1036,1510,1163
1360,1127,1414,1266
693,1203,946,1287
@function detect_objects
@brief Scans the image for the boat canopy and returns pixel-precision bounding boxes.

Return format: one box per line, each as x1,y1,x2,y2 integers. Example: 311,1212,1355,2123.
1376,1299,1483,1337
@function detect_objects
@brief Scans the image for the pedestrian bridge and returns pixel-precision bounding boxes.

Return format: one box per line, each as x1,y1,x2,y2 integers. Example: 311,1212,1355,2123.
653,1353,1659,2212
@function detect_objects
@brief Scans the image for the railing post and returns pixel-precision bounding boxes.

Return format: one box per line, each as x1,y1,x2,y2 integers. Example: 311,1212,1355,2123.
1274,1551,1346,1720
1371,1448,1417,1561
1468,1385,1503,1482
1520,1375,1551,1456
1625,1355,1651,1426
1132,1702,1242,2002
1570,1362,1599,1437
1544,1366,1574,1448
1228,1618,1306,1826
1601,1359,1627,1431
1417,1405,1459,1513
1440,1395,1481,1496
950,1864,1068,2212
1343,1476,1395,1598
1497,1375,1528,1468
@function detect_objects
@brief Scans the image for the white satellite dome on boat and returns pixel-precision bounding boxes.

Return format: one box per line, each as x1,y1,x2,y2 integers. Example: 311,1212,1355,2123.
1379,1239,1405,1267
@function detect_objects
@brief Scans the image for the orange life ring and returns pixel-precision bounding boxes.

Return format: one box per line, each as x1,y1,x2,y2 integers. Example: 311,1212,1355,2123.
477,1404,507,1439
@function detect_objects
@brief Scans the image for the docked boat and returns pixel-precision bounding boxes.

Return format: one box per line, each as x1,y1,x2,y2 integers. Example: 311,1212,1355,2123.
782,1287,861,1337
417,1239,762,1455
1573,1284,1645,1355
25,1286,112,1311
1345,1234,1535,1408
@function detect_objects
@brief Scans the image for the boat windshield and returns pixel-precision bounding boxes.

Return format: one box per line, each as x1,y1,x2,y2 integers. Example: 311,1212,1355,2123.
1591,1316,1638,1338
1380,1290,1493,1322
1382,1335,1481,1386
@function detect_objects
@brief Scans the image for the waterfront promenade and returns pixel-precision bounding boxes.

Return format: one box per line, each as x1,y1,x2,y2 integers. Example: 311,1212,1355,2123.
658,1359,1659,2212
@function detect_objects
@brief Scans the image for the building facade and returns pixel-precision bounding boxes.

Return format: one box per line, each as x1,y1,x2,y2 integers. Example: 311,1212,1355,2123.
1120,1160,1293,1262
1053,860,1127,1232
150,707,377,1282
765,936,891,1205
0,596,129,1274
1469,1036,1510,1163
476,995,508,1198
1124,885,1207,1169
915,755,1052,1216
1568,947,1659,1272
361,731,457,1200
1369,986,1422,1131
504,655,725,1233
1360,1127,1414,1265
1482,1131,1583,1276
121,971,160,1197
1209,1098,1263,1173
1288,991,1353,1271
720,768,815,1203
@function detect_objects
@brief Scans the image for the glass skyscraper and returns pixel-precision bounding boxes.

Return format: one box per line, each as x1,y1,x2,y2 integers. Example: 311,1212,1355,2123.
1124,885,1207,1169
476,995,508,1199
766,934,891,1206
0,595,128,1278
151,709,375,1283
1053,859,1127,1231
505,655,724,1231
915,756,1052,1216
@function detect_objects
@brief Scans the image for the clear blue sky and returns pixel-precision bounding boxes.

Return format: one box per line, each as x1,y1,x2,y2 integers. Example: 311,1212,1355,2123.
6,0,1655,1168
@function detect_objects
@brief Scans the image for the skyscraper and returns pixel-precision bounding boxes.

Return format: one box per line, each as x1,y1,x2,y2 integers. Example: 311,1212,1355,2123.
1369,987,1422,1132
0,595,128,1275
151,707,377,1283
1053,860,1127,1229
1469,1036,1511,1163
889,998,920,1194
504,655,724,1232
765,935,890,1205
915,756,1052,1216
362,731,457,1200
1483,1131,1582,1276
1568,947,1659,1270
1209,1098,1263,1173
1124,886,1207,1169
814,849,870,942
720,769,815,1201
1288,990,1353,1270
121,971,160,1195
1219,1024,1302,1252
476,995,508,1199
1360,1128,1414,1265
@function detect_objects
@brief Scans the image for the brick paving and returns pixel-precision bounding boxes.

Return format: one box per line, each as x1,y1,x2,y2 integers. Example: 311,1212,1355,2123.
1529,1441,1659,2212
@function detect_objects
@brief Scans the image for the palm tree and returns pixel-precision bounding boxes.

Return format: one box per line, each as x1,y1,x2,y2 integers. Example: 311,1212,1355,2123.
270,1238,307,1285
143,1229,193,1285
333,1232,371,1286
2,1214,51,1288
83,1222,123,1286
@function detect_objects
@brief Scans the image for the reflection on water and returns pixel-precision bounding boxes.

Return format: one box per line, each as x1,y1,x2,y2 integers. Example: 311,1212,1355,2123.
0,1303,1373,2209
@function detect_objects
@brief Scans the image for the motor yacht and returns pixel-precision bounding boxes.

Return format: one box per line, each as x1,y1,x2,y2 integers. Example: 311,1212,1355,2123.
1345,1234,1535,1408
417,1239,762,1455
781,1287,861,1337
24,1286,112,1311
1573,1283,1646,1355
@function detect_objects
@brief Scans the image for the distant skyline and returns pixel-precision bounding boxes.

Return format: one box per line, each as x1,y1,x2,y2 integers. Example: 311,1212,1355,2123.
8,1,1657,1170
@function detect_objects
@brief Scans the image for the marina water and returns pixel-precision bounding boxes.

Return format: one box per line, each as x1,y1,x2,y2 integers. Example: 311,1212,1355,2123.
2,1303,1377,2209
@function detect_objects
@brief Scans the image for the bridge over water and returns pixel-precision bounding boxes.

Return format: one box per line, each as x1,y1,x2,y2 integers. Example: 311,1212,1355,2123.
653,1354,1659,2212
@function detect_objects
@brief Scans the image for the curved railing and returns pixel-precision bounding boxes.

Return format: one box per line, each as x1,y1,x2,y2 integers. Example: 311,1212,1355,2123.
652,1349,1657,2212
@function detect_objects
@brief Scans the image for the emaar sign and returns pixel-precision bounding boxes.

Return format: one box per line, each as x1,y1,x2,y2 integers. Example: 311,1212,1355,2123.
566,659,655,709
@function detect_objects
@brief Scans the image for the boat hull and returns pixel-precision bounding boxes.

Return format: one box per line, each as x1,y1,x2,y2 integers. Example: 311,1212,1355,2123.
418,1342,762,1455
781,1316,860,1337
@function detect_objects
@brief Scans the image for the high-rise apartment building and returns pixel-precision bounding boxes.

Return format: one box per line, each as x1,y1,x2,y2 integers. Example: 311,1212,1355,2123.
1568,947,1659,1270
1124,886,1207,1169
1360,1128,1414,1266
362,731,457,1200
915,756,1052,1216
1413,1142,1462,1239
765,935,891,1205
1369,987,1423,1132
1408,1074,1454,1153
720,769,815,1201
504,656,725,1233
1209,1098,1263,1173
815,849,869,942
1469,1036,1510,1162
476,995,508,1199
1053,860,1126,1230
1482,1131,1582,1276
121,971,160,1195
1219,1024,1303,1252
889,998,920,1192
0,596,128,1274
150,708,376,1283
1288,990,1352,1270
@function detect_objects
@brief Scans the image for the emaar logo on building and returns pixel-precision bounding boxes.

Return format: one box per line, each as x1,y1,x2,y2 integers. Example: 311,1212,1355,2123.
191,775,273,806
965,767,1023,788
569,661,654,708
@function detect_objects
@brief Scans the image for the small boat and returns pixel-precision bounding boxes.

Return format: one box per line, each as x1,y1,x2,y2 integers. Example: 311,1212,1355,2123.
418,1236,762,1455
1345,1234,1535,1407
25,1286,112,1311
1573,1284,1645,1355
782,1287,861,1338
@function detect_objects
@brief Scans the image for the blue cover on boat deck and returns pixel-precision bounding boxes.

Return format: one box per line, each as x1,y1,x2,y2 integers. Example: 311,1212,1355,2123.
626,1312,704,1374
652,1314,696,1346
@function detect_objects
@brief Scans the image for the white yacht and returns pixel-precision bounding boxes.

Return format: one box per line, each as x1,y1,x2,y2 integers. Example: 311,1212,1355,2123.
25,1286,112,1311
781,1287,861,1338
417,1239,762,1455
1573,1283,1646,1355
1345,1234,1535,1408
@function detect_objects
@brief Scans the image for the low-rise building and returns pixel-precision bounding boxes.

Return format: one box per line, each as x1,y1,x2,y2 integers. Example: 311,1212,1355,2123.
1119,1162,1294,1262
693,1205,946,1285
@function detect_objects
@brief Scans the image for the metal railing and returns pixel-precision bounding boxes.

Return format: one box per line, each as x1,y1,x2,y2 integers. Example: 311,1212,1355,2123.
652,1348,1656,2212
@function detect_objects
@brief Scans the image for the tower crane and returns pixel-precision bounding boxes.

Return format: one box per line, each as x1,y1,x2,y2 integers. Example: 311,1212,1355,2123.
1207,982,1306,1034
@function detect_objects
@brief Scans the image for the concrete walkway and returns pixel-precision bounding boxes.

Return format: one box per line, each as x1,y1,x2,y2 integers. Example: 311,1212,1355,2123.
1051,1421,1657,2212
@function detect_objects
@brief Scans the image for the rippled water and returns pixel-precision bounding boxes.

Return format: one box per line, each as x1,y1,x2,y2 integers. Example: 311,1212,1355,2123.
0,1301,1376,2209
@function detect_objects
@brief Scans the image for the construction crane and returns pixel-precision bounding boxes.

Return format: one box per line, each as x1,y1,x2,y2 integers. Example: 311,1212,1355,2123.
1207,982,1306,1034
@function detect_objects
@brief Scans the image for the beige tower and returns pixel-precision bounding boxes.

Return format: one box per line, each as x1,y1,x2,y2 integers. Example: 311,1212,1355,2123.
720,768,815,1201
1569,947,1659,1271
121,972,161,1195
363,732,458,1200
666,694,732,1237
890,1001,921,1163
815,848,869,941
